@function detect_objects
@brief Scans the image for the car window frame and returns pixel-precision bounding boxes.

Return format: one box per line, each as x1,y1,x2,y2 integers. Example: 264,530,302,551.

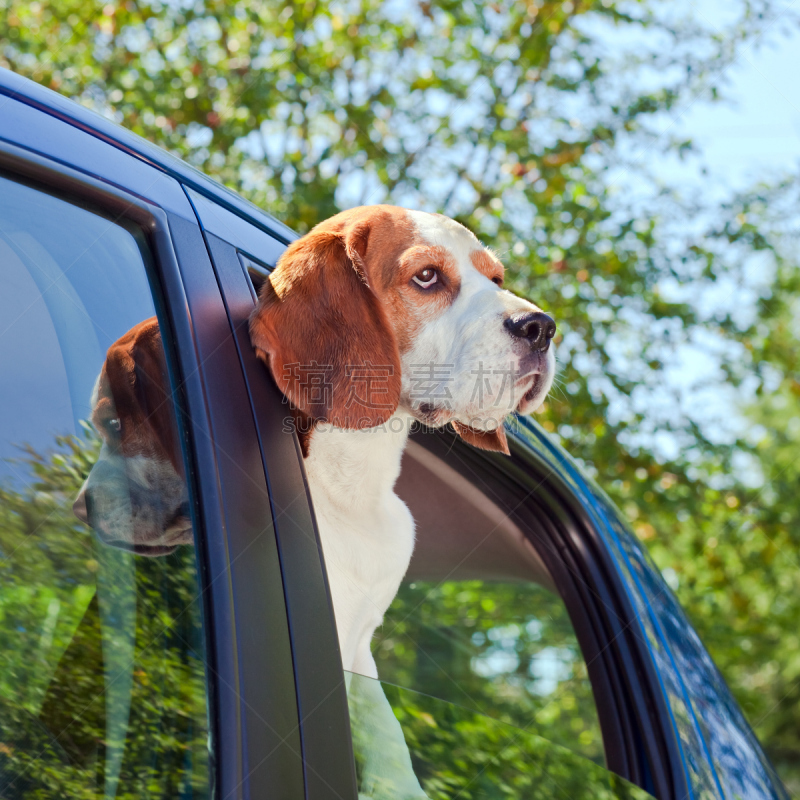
0,134,304,800
197,218,360,800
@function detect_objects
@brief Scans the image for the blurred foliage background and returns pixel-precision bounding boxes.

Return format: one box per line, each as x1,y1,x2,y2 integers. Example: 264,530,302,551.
2,0,800,793
0,432,209,799
377,580,604,765
349,672,652,800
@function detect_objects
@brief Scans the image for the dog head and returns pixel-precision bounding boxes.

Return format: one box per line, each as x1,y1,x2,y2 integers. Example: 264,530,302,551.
249,205,556,455
73,318,192,556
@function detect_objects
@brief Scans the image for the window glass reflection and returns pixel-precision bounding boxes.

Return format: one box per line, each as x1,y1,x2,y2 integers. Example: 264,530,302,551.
347,671,653,800
0,176,209,799
345,440,612,796
372,441,603,766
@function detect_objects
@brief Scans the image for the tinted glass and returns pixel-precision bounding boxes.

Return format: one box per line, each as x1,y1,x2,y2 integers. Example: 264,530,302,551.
514,417,790,800
0,175,210,799
377,580,600,760
347,671,651,800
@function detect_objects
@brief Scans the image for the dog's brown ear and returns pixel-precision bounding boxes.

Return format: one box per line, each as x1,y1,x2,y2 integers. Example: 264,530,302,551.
452,421,510,456
98,318,184,477
129,320,183,476
249,224,401,429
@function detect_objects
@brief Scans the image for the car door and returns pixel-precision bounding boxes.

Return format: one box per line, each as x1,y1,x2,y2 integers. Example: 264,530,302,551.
192,194,681,800
189,180,788,800
0,97,305,800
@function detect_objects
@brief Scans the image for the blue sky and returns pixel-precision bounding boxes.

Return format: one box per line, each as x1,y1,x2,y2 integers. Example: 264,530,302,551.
596,6,800,467
666,3,800,188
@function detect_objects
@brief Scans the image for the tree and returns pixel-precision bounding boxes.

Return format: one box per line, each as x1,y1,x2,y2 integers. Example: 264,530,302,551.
2,0,800,792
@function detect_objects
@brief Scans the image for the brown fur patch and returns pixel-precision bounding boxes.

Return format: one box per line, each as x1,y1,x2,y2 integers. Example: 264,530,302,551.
93,318,183,475
250,208,407,429
452,420,510,456
470,249,505,286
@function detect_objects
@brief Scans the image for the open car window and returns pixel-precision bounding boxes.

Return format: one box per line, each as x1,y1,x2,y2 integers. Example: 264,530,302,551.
342,435,647,798
376,439,602,761
0,174,210,799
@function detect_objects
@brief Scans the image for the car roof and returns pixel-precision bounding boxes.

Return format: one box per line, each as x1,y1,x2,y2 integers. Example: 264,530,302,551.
0,67,297,246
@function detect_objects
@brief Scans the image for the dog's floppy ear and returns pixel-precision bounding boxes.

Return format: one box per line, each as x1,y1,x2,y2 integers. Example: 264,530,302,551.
98,318,183,476
129,320,183,476
249,222,401,429
452,421,510,456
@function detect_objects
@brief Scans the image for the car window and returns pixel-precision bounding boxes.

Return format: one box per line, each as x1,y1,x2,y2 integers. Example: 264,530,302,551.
0,174,210,799
347,671,651,800
381,440,601,755
377,581,599,757
344,436,637,798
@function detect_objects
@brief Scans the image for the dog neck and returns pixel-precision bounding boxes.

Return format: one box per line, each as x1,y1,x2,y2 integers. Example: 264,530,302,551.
303,410,413,514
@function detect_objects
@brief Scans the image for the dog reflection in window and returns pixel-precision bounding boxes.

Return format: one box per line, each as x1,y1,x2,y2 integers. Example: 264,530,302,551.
73,318,192,556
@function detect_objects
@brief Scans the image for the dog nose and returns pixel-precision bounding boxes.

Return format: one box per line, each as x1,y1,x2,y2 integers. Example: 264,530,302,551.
504,312,556,351
73,490,89,523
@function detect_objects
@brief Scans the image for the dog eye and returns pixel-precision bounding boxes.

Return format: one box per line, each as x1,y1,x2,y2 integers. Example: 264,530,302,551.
104,418,122,435
412,267,438,289
492,276,504,287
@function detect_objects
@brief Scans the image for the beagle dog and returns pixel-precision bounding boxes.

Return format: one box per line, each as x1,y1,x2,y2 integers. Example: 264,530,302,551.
73,318,192,556
250,205,555,797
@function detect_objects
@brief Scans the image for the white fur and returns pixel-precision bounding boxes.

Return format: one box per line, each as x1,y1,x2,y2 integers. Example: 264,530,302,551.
305,412,415,678
403,210,555,429
304,413,423,798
